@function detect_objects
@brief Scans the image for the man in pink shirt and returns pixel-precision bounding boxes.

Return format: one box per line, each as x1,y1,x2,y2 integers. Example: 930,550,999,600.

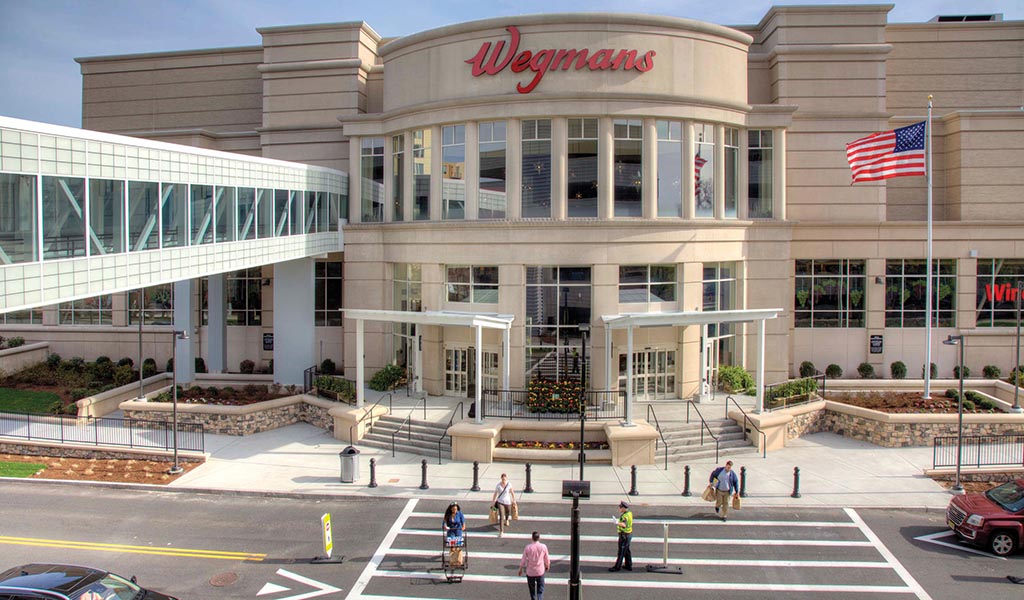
518,531,550,600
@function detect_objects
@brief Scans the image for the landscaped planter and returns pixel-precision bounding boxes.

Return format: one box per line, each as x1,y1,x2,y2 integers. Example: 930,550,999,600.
0,342,48,378
121,393,342,436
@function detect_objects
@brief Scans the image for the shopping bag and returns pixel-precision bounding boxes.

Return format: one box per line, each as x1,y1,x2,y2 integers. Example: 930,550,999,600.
701,485,716,502
488,507,499,524
450,547,463,567
511,503,519,520
732,495,742,510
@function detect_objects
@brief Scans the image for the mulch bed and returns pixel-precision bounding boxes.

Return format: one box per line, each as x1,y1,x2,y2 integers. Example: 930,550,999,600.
825,391,997,414
0,453,198,484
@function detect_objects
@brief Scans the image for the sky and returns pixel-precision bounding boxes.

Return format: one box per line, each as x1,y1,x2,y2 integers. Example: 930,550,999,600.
0,0,1020,128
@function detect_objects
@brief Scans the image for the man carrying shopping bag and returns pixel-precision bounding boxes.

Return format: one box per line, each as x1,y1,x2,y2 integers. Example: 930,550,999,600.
709,461,740,521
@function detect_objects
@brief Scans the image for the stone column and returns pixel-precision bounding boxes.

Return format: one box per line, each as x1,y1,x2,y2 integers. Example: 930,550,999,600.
207,273,227,373
551,117,568,221
598,117,614,220
465,121,480,221
272,258,315,385
642,118,657,220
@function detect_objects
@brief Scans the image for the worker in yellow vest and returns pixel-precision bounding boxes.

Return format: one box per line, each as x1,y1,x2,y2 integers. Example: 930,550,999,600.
608,500,633,572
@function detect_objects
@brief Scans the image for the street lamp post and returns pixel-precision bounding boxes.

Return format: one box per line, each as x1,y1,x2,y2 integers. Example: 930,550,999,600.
169,329,189,475
942,334,965,494
1012,280,1023,413
578,324,590,481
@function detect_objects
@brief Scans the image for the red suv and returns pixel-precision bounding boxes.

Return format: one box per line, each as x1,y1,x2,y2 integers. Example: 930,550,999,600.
946,479,1024,556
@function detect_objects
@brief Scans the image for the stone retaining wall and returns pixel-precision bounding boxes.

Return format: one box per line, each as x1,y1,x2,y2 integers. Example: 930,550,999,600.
121,394,339,436
0,440,204,463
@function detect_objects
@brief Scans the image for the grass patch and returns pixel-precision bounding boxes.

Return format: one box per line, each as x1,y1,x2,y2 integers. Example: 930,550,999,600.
0,461,47,478
0,388,61,413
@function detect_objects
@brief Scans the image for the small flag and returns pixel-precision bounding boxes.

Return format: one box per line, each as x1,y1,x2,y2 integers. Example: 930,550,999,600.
695,154,708,194
845,121,926,183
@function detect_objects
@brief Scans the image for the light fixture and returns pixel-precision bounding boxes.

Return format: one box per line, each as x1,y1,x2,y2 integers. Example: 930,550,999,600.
942,334,965,494
169,329,190,476
875,276,885,285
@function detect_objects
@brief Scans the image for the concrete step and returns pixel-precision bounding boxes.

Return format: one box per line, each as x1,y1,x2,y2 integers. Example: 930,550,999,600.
358,436,452,459
660,443,760,463
362,431,452,453
370,416,449,438
662,431,747,447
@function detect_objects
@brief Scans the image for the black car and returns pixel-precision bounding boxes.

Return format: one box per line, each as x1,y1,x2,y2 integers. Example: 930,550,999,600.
0,564,177,600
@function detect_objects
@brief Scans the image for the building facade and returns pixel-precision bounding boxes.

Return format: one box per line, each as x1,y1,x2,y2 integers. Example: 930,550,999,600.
3,5,1023,400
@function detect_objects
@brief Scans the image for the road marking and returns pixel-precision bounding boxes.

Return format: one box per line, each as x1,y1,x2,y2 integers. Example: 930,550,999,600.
0,535,264,561
845,508,933,600
397,528,873,547
387,547,891,569
344,498,418,600
374,570,916,594
408,512,858,528
261,569,341,600
913,530,1007,560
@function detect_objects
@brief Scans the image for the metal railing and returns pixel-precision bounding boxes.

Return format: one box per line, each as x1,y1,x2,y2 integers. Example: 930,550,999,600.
349,393,393,447
684,400,719,463
436,402,465,465
933,434,1024,469
391,396,427,457
303,365,319,394
646,404,669,471
725,395,766,459
0,410,204,453
764,373,825,411
482,389,625,420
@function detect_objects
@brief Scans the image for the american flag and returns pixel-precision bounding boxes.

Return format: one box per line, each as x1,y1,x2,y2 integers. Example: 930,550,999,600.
695,154,707,192
845,121,926,183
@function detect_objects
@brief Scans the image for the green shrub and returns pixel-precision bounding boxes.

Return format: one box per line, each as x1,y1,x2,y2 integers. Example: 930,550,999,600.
320,358,337,376
46,354,62,369
962,399,976,411
166,358,174,373
891,361,907,379
188,385,204,395
1010,366,1024,386
95,356,112,365
976,396,998,410
113,365,135,387
717,365,754,393
117,357,134,368
825,364,843,379
142,358,157,378
315,376,355,401
857,362,874,379
798,361,816,378
207,386,219,395
99,384,116,393
92,360,114,381
920,362,938,379
368,364,406,391
68,357,85,371
195,357,207,374
6,336,25,348
983,365,1001,379
766,377,818,405
945,388,959,399
69,388,90,401
239,359,255,374
953,365,971,379
61,402,79,416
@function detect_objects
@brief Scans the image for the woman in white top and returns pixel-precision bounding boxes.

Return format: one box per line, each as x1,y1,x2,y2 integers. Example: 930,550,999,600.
491,472,517,537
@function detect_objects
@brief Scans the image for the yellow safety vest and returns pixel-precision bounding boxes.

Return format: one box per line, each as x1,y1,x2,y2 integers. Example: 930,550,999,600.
617,510,633,534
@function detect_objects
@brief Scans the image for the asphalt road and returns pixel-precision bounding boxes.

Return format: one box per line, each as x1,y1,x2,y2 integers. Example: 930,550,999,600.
0,481,1019,600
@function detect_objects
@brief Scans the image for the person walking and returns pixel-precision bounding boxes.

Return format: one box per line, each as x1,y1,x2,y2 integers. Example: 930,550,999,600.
608,500,633,572
491,472,517,537
443,502,465,542
710,460,740,521
518,531,550,600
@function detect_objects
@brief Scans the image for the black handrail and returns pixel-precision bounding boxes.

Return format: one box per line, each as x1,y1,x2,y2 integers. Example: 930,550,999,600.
302,365,319,394
645,404,669,471
725,395,767,459
0,410,204,453
391,396,428,457
684,400,719,463
933,433,1024,468
349,393,393,446
436,401,465,465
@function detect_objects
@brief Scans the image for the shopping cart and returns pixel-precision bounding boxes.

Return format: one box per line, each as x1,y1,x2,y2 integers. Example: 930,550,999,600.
441,527,468,583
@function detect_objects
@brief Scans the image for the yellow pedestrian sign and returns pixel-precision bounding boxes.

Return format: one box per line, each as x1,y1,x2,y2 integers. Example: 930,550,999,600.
311,512,343,564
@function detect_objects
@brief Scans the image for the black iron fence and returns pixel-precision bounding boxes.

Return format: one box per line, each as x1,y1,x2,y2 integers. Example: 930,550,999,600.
933,434,1024,469
303,365,319,394
0,411,205,453
482,389,625,420
764,373,826,411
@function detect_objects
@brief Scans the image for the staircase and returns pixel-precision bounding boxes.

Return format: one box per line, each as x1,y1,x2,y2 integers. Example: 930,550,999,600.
658,417,759,463
357,414,452,460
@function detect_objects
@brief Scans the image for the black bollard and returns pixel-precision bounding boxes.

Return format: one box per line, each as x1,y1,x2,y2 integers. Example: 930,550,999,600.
470,460,481,492
681,464,692,497
739,466,747,498
368,458,378,488
629,465,639,496
791,466,801,498
524,462,534,493
419,459,430,490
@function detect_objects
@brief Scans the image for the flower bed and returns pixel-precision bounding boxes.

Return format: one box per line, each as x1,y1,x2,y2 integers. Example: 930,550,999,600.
150,384,293,406
826,391,1000,414
526,379,584,413
496,440,609,450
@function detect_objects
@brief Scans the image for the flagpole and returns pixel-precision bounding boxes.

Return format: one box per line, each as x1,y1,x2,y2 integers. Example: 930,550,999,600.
924,95,933,399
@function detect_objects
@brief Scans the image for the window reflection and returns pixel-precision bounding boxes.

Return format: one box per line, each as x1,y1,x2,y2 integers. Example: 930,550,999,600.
521,120,551,218
656,121,682,218
567,118,598,218
613,119,643,217
695,123,715,218
478,121,506,219
413,130,431,221
442,125,466,220
42,175,85,259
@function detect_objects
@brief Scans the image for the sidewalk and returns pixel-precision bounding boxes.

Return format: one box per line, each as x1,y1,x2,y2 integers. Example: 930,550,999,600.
173,419,952,510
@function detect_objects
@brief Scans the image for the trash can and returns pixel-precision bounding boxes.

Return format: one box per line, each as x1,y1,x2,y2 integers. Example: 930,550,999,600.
340,446,360,483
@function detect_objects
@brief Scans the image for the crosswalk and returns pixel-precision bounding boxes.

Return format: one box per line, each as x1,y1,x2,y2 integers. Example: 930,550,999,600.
345,499,932,600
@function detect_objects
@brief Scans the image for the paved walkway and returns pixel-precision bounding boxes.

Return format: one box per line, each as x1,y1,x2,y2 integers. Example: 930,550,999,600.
172,389,953,510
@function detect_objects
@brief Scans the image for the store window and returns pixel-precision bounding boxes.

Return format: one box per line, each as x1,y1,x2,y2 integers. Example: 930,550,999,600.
42,175,86,259
976,259,1024,327
656,121,682,218
0,173,37,264
89,179,125,255
884,259,957,327
694,124,715,218
393,263,422,369
724,128,738,218
748,130,773,218
794,260,866,328
567,118,598,218
392,134,405,222
525,266,592,382
613,119,643,217
619,265,677,304
413,130,431,221
361,137,385,223
703,262,737,366
315,261,343,326
521,119,552,218
442,125,466,220
160,182,187,248
201,268,263,327
128,284,173,325
58,294,113,325
479,121,507,219
446,265,499,303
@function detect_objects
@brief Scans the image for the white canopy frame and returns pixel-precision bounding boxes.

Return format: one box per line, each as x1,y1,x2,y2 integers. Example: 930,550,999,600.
341,309,515,424
602,308,782,425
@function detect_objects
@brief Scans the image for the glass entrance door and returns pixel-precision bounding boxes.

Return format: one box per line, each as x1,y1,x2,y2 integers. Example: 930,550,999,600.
446,347,500,397
618,349,676,400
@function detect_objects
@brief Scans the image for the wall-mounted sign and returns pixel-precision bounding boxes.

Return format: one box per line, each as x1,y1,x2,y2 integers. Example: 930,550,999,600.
263,333,274,351
870,334,883,354
466,26,656,94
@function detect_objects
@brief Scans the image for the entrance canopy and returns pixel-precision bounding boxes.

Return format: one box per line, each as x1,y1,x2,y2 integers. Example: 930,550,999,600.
342,309,514,423
601,308,782,420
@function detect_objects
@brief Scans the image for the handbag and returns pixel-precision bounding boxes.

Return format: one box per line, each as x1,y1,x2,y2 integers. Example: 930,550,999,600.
488,507,499,524
511,502,519,520
701,485,716,502
732,495,742,510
